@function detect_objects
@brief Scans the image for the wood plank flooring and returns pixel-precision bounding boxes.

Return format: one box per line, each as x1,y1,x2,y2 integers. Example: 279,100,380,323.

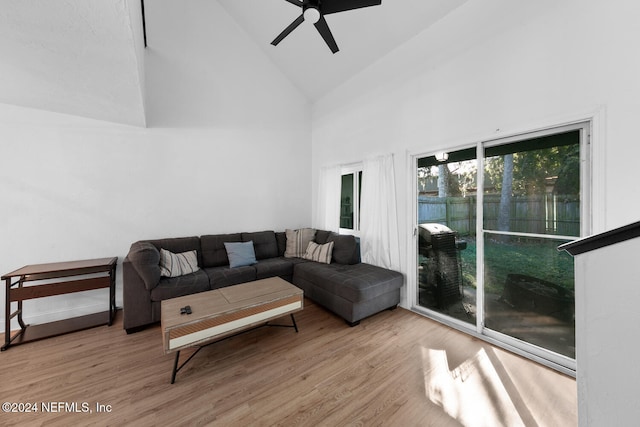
0,299,576,426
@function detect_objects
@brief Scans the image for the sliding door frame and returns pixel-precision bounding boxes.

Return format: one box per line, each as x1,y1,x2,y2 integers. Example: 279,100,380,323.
481,121,590,372
408,110,604,376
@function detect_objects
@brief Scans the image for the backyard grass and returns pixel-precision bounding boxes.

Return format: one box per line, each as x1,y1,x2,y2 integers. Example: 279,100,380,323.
459,236,574,294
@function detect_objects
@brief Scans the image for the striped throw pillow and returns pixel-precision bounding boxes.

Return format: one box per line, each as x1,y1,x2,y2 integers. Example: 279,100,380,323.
159,249,199,277
302,241,334,264
284,228,316,258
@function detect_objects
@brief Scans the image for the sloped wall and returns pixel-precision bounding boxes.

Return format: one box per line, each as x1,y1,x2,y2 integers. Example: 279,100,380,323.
0,0,147,126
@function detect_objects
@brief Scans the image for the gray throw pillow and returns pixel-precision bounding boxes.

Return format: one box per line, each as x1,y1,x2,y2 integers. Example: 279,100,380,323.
224,241,258,268
328,234,359,265
314,230,332,244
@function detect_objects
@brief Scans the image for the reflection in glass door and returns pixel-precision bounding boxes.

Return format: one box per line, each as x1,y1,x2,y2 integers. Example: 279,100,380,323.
417,148,477,326
482,130,581,359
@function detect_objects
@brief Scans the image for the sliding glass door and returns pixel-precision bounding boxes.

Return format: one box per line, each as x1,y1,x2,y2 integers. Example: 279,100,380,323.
482,130,581,360
414,123,588,370
416,148,477,327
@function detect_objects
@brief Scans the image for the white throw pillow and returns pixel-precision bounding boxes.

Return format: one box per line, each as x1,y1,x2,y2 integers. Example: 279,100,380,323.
302,241,334,264
159,249,199,277
284,228,316,258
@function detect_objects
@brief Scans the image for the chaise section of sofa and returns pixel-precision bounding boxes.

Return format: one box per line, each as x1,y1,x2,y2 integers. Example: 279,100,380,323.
293,263,403,326
291,233,403,326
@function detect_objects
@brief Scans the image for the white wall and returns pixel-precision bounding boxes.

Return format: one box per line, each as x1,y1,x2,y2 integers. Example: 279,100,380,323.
572,234,640,426
311,0,640,425
0,0,311,328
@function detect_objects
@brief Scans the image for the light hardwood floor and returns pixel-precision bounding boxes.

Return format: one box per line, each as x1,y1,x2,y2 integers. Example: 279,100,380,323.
1,300,576,426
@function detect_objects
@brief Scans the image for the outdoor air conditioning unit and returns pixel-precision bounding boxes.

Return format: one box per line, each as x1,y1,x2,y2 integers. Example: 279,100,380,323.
418,223,466,308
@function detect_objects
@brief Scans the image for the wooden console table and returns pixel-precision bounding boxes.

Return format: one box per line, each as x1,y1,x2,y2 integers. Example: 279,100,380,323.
2,257,117,351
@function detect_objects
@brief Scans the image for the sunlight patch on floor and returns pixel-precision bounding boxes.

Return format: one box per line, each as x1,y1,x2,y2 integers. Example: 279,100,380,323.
422,347,525,427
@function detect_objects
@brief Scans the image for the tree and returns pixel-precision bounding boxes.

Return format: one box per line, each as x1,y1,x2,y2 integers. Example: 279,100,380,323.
498,153,514,232
485,145,579,197
554,144,580,195
438,164,449,197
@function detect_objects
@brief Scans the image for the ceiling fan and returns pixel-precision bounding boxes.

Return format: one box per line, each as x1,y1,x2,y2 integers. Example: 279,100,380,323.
271,0,382,54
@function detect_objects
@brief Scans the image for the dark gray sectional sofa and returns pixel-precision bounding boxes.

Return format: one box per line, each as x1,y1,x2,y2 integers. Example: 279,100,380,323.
122,229,404,333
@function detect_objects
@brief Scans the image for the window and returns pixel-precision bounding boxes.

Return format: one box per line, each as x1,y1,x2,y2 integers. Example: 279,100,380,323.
340,169,362,231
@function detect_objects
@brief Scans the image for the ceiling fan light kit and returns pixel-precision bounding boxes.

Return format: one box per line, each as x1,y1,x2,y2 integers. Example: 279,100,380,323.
271,0,382,54
303,7,321,24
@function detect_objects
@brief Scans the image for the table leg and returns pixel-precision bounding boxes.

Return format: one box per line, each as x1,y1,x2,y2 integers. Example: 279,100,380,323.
171,351,180,384
167,310,300,384
3,278,9,350
2,278,27,351
108,264,116,326
16,279,26,330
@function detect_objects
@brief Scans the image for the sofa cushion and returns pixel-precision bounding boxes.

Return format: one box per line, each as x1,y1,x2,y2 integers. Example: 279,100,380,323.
275,232,287,256
147,236,202,266
315,229,332,244
284,228,316,258
128,241,161,290
201,233,242,267
205,265,257,289
242,231,278,260
327,234,360,265
293,262,403,303
254,257,296,280
150,269,210,302
159,249,200,277
302,241,334,264
224,241,257,268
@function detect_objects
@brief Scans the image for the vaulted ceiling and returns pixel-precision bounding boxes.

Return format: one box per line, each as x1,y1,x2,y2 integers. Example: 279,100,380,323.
217,0,467,101
0,0,146,126
0,0,467,126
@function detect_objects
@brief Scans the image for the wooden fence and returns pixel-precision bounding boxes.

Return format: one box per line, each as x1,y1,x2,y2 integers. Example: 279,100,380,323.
418,194,580,236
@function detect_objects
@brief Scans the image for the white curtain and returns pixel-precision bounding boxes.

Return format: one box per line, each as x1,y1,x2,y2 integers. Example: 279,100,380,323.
314,165,341,231
360,154,400,270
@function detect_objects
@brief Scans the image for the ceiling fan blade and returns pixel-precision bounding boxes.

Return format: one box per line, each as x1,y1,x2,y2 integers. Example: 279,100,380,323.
314,15,339,54
283,0,304,7
271,14,305,46
321,0,381,15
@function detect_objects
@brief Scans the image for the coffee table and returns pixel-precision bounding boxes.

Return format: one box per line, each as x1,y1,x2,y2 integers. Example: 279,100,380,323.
161,277,303,383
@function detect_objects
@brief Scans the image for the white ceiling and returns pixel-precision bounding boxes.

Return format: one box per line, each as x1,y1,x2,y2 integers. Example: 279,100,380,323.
218,0,468,101
0,0,467,125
